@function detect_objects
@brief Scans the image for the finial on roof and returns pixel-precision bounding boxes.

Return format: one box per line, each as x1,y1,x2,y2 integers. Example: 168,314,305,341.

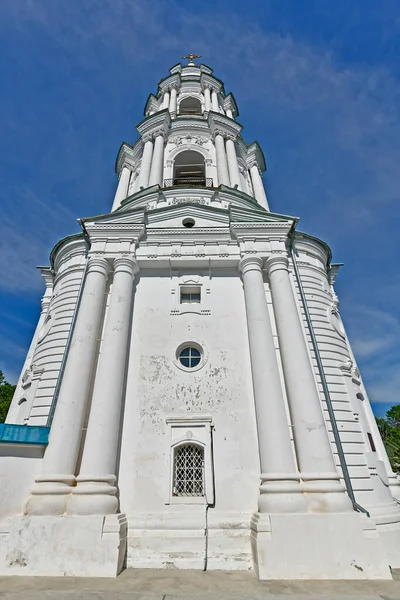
182,53,201,66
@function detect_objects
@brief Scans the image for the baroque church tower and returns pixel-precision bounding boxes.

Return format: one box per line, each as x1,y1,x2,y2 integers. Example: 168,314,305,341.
3,56,400,579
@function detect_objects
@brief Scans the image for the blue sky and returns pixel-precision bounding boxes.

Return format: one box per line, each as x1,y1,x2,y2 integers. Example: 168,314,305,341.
0,0,399,417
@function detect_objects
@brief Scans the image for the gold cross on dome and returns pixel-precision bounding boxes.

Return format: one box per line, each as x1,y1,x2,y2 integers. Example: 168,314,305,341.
183,53,201,66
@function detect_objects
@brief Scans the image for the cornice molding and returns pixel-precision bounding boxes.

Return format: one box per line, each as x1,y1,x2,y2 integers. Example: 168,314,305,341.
38,267,54,288
292,231,332,268
223,93,239,117
144,93,160,116
136,109,171,140
245,141,266,172
157,73,181,96
50,235,86,272
208,112,242,141
328,263,344,286
200,73,225,94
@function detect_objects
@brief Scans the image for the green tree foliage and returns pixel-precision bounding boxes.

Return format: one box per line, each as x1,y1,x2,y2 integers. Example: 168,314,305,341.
0,370,16,424
376,405,400,473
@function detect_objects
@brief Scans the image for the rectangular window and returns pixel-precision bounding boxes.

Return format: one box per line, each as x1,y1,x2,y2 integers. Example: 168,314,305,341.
367,432,376,452
165,414,213,505
180,286,201,304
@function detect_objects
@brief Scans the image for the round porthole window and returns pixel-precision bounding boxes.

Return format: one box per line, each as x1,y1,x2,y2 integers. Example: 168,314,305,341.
175,341,206,372
179,346,201,368
183,218,195,228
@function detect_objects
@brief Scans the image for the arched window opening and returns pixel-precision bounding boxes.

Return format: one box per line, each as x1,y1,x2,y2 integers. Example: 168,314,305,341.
173,151,206,186
173,443,204,497
178,97,202,116
16,397,28,425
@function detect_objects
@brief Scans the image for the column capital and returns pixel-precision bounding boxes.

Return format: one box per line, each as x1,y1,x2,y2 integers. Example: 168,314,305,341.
87,255,110,277
266,255,289,274
117,161,133,178
211,127,226,142
239,255,264,275
249,160,262,174
141,133,154,144
152,128,167,142
113,254,139,277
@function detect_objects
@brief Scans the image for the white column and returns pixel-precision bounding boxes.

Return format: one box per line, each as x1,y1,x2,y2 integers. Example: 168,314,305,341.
240,257,305,513
25,256,110,516
148,133,165,187
214,134,230,186
204,87,211,112
111,165,131,211
169,86,177,116
226,108,233,119
162,90,170,109
137,136,154,190
250,164,269,210
68,256,138,515
226,137,242,189
211,89,219,112
266,255,352,513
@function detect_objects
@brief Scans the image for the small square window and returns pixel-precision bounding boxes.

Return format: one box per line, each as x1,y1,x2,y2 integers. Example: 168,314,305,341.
180,286,201,304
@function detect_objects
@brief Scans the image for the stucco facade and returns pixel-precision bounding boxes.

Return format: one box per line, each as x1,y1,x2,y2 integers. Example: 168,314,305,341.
2,57,400,579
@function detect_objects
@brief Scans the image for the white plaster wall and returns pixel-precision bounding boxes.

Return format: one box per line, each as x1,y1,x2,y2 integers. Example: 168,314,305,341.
0,447,44,519
28,241,86,426
118,266,259,568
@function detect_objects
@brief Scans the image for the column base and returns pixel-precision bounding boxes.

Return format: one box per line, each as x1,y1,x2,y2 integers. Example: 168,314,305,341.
24,475,75,516
0,514,127,577
300,472,353,513
251,511,391,579
67,475,118,515
259,473,353,514
259,474,307,513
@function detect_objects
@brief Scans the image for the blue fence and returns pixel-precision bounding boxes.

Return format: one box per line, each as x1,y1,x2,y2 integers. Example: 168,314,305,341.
0,424,50,445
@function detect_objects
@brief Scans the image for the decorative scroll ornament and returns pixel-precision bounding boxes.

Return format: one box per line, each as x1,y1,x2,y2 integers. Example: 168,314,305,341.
171,197,206,205
338,358,361,383
329,302,345,338
169,134,208,147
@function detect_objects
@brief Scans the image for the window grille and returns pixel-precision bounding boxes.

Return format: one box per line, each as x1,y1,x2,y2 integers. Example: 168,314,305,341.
173,443,204,496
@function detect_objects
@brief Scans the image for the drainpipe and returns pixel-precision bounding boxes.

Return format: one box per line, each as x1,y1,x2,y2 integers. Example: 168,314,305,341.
288,236,370,517
46,223,91,427
203,425,216,571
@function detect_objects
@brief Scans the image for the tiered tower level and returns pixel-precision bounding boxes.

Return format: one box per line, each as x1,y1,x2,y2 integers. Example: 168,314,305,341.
3,59,400,579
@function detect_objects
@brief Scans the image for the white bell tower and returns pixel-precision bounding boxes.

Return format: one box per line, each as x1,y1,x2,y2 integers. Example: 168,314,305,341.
111,55,268,212
2,56,400,580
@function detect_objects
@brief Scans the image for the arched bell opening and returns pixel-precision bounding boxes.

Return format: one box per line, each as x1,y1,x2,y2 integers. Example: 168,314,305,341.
173,150,206,186
178,97,202,116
